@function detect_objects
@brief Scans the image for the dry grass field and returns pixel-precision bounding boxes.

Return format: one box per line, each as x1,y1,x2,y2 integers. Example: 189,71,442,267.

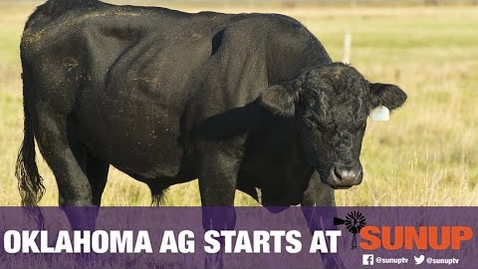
0,1,477,206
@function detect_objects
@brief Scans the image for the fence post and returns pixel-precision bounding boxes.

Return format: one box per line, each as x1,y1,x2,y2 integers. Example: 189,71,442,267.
343,31,352,64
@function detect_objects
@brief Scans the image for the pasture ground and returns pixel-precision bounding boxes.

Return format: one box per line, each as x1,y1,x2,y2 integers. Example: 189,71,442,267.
0,1,477,206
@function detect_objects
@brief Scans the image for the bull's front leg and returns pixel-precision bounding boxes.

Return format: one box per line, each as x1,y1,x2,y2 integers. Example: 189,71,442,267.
198,144,240,269
302,172,345,269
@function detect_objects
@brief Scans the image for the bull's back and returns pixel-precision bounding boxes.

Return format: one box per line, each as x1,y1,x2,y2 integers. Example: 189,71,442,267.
21,0,331,182
21,1,253,180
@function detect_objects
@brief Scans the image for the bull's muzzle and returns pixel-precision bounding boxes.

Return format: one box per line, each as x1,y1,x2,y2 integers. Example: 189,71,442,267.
329,165,363,189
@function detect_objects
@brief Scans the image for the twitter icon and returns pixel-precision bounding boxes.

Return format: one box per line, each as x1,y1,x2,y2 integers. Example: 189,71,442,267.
414,255,425,265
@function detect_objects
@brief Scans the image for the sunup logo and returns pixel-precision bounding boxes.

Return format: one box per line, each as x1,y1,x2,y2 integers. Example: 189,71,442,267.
359,226,473,250
334,211,473,251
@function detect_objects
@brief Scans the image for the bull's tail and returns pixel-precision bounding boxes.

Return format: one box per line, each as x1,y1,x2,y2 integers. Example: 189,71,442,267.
15,63,45,227
15,104,45,207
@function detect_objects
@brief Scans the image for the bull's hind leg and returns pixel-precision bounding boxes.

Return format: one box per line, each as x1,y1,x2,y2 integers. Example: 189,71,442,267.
68,119,109,206
69,145,109,206
35,108,96,230
85,153,109,206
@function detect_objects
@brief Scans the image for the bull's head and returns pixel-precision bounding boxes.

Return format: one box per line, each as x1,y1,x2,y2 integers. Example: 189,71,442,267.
260,63,407,189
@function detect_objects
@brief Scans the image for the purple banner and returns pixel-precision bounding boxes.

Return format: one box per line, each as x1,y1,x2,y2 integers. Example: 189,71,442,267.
0,207,476,268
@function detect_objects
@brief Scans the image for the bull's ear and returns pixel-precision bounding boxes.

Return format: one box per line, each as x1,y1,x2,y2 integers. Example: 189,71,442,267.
259,82,301,117
369,83,407,111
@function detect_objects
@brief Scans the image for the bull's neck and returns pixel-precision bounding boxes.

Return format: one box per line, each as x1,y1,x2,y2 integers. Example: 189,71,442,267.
244,102,312,172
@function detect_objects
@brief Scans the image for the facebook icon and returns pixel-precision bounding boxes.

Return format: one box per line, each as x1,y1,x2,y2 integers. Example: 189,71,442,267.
362,254,374,265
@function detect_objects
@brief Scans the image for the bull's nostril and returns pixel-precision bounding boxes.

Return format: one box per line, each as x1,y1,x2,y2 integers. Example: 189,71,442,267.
329,165,362,187
333,167,343,181
334,167,359,182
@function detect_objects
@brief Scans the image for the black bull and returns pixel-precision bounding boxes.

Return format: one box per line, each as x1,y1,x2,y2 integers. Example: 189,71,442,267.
16,0,407,267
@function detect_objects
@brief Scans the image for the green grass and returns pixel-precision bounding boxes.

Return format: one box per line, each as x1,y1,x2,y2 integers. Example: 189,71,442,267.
0,2,477,206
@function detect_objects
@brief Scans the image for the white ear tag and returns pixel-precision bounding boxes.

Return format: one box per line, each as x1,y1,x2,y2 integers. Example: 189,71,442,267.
370,106,390,121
